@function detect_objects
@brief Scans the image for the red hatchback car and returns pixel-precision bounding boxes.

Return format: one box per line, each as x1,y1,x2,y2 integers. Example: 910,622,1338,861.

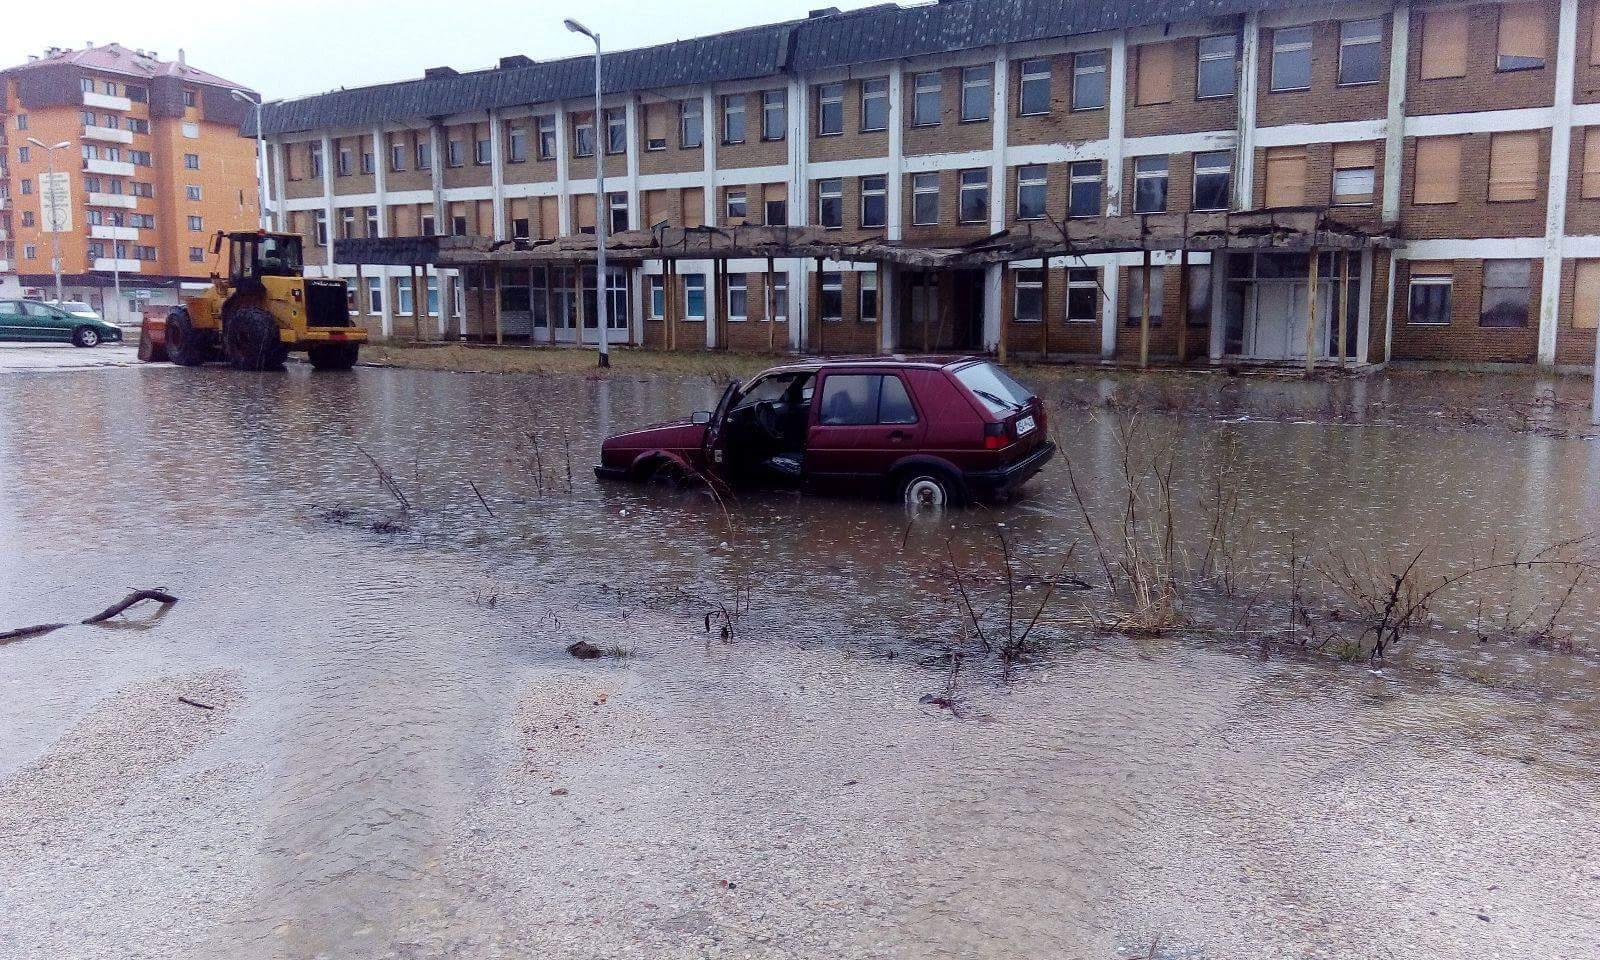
595,357,1054,506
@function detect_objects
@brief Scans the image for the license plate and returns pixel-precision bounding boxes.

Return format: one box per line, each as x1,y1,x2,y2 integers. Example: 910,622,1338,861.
1015,415,1036,436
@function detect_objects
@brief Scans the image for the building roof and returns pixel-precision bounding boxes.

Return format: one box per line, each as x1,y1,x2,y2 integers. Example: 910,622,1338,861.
253,0,1294,136
4,42,250,94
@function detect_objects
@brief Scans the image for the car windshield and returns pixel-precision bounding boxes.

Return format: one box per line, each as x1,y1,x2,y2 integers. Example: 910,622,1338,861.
954,361,1035,414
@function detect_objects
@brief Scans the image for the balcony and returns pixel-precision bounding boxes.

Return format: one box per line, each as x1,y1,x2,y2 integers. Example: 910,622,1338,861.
90,225,138,241
0,260,11,273
82,124,133,145
87,192,137,209
93,258,141,273
84,158,135,177
82,90,132,111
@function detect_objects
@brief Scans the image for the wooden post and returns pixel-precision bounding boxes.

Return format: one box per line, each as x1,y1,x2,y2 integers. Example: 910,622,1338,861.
714,259,726,352
997,268,1009,365
1175,248,1190,364
575,264,588,346
476,269,487,343
411,265,422,341
814,257,825,355
1336,250,1351,368
545,266,556,345
666,259,677,351
1305,246,1320,375
766,256,777,354
493,267,504,345
1040,261,1051,363
1138,249,1152,370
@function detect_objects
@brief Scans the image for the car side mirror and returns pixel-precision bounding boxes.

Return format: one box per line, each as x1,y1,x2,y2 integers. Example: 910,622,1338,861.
691,411,712,425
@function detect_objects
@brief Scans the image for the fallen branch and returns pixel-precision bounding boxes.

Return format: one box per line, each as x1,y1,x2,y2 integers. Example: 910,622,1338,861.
0,623,67,644
177,696,215,711
1,589,178,645
467,480,496,518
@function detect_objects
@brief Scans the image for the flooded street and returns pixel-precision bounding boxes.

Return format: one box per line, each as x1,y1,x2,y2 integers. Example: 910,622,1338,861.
2,361,1599,959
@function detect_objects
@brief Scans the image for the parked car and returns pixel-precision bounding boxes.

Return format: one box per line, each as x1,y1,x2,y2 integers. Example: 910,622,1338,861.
45,300,104,323
596,357,1054,506
0,300,123,347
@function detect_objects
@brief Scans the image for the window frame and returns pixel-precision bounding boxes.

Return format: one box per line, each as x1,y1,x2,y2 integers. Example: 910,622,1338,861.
1407,269,1453,326
1133,155,1169,214
958,169,990,224
960,64,994,123
820,272,844,321
1196,34,1238,100
727,273,749,321
860,271,879,322
722,94,746,146
761,89,787,141
1018,58,1052,116
817,83,845,136
1013,268,1045,322
860,77,890,132
605,108,628,155
679,99,704,150
1072,50,1109,111
860,175,888,229
818,178,844,229
1068,160,1103,218
912,72,943,127
1192,150,1233,212
1270,26,1314,93
912,172,940,226
536,115,558,160
1338,19,1384,86
725,188,748,222
1479,259,1532,327
1016,164,1047,220
1067,267,1100,322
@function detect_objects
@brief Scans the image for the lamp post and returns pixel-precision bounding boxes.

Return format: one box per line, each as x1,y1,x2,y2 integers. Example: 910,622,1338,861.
27,137,70,305
232,89,269,230
565,17,610,368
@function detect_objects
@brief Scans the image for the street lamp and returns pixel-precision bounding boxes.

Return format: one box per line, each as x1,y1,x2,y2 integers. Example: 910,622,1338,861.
26,137,70,305
566,16,610,368
231,88,270,230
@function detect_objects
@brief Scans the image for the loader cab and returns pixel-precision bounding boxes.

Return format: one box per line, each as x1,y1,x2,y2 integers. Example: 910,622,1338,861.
214,231,305,284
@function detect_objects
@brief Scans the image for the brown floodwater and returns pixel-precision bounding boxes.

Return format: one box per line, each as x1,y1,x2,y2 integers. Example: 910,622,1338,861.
1,362,1598,960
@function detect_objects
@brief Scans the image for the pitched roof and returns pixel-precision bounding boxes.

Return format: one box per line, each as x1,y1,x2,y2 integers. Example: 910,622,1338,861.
4,42,250,93
254,0,1291,136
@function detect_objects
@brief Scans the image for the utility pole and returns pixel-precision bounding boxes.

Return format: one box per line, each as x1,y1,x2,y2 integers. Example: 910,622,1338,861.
27,138,70,304
232,89,269,230
566,17,610,368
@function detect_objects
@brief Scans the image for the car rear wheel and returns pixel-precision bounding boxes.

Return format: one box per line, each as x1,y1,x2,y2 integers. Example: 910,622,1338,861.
898,468,958,508
71,325,100,348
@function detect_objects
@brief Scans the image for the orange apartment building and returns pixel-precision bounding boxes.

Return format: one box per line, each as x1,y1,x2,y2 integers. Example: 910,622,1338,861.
0,43,259,320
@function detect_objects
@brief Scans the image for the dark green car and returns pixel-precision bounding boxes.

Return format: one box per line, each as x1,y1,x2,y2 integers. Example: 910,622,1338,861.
0,300,123,347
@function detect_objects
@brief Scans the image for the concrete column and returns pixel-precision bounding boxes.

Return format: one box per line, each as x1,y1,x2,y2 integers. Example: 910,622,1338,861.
489,109,506,240
1105,32,1129,215
625,96,642,229
1382,249,1397,364
1102,262,1120,358
1357,247,1375,365
1208,254,1228,359
703,89,719,350
1540,0,1579,366
1235,14,1261,212
320,133,335,272
554,103,571,235
1381,2,1410,225
879,264,897,353
380,267,393,339
887,61,905,243
988,49,1009,232
788,76,809,352
268,139,287,232
372,127,389,238
428,123,446,233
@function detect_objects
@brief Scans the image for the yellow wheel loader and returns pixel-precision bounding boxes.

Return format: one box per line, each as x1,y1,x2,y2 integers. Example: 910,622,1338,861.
163,230,367,371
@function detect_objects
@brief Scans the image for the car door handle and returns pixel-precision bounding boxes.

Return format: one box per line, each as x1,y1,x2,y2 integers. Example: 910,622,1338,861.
887,430,910,441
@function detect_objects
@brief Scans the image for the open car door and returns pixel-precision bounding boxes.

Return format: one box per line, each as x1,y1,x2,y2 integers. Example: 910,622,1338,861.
700,379,743,475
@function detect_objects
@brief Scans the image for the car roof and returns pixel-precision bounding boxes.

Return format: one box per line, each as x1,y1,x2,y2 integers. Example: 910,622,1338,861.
754,355,989,376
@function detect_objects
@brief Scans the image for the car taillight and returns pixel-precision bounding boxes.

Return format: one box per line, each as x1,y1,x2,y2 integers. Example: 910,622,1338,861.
983,421,1012,450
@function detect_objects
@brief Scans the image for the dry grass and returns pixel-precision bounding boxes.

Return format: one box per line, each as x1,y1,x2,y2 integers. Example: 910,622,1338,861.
360,342,775,381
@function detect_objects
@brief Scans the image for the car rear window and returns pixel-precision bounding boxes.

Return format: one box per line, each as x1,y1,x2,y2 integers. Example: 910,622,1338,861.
954,362,1035,414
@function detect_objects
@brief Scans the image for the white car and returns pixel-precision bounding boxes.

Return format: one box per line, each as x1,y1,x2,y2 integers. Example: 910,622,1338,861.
45,300,104,323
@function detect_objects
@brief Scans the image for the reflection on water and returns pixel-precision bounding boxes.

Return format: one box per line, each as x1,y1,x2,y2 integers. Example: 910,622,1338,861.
1,364,1598,959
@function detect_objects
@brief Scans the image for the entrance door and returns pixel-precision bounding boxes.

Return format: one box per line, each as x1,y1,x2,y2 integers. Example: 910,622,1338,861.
1248,282,1332,361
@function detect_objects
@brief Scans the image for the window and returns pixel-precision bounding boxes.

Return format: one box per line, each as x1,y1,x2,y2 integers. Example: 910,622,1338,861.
722,95,746,145
21,211,34,227
20,178,32,195
821,273,844,320
507,124,527,163
537,115,557,160
818,179,844,228
136,245,158,262
314,209,328,246
608,193,629,234
644,104,669,151
765,193,788,226
446,137,465,167
1573,260,1600,330
817,83,844,136
1018,58,1051,116
1339,19,1383,85
680,99,703,149
396,276,414,316
1421,9,1469,79
1134,155,1169,213
1333,142,1377,205
362,143,376,174
961,65,993,122
512,217,530,240
389,138,406,172
84,176,101,193
81,77,94,93
572,115,595,158
959,169,990,223
416,136,432,170
188,215,204,231
606,108,627,155
860,271,879,321
1481,260,1531,327
1136,42,1174,106
127,85,146,103
127,118,149,135
1584,128,1600,198
726,188,748,221
183,89,197,108
1126,266,1165,324
1497,3,1547,72
183,153,200,170
648,275,665,318
130,181,153,198
1414,136,1462,204
366,206,380,237
451,214,468,237
912,172,940,225
1069,161,1103,217
1264,146,1308,208
861,78,889,132
913,72,942,126
762,90,786,141
1072,51,1108,110
470,132,489,165
189,247,205,263
104,81,118,96
819,375,916,425
83,144,99,162
421,212,436,236
1407,262,1453,325
17,146,28,164
1193,151,1232,211
24,245,36,260
727,274,748,320
1014,269,1044,321
1271,26,1313,91
1016,164,1047,220
1067,268,1099,322
185,184,202,201
1488,131,1539,202
15,114,26,130
1197,34,1238,99
684,274,707,320
860,176,887,228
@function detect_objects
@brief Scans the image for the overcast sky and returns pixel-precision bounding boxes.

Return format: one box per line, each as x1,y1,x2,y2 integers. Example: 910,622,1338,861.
4,0,887,101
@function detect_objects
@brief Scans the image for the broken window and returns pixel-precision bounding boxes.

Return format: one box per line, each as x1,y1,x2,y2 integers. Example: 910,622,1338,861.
1192,151,1232,211
1067,268,1099,322
1134,155,1169,214
1125,265,1165,325
959,169,989,223
1497,3,1547,71
1480,260,1531,327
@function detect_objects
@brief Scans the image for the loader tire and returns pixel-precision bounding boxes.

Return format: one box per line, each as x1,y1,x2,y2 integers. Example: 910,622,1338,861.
307,344,360,371
164,309,208,367
225,306,286,371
